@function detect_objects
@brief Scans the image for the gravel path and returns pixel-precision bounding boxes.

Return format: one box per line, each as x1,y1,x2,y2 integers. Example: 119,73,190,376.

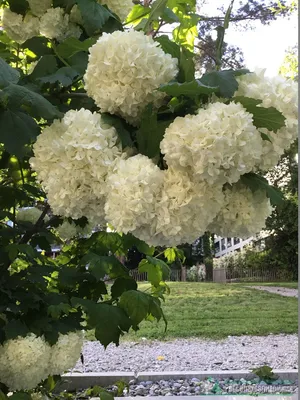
246,286,298,298
74,334,298,373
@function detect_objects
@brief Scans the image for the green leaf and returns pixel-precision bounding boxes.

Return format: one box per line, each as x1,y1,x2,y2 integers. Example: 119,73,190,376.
111,277,137,298
81,253,128,280
68,51,88,75
76,0,115,35
155,35,180,60
101,113,133,148
159,80,218,97
39,66,79,86
119,290,150,326
178,47,195,82
0,390,7,400
10,393,32,400
233,68,251,77
0,110,39,156
1,84,62,120
138,256,170,286
22,36,52,57
233,96,286,132
126,4,151,26
8,0,29,15
162,7,179,23
72,298,131,347
29,55,58,81
4,319,29,340
260,131,272,142
0,58,20,88
56,37,96,59
136,105,171,158
164,247,177,263
144,0,168,32
99,391,114,400
199,69,238,98
240,173,284,206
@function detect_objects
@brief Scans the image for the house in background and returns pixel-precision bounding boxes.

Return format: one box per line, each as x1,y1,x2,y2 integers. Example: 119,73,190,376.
214,232,269,258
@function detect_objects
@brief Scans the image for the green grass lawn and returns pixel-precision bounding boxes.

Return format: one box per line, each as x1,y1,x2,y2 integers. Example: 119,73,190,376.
242,282,298,289
122,282,298,341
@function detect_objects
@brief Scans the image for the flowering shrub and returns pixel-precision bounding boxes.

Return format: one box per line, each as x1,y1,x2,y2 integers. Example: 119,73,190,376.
187,264,206,282
0,0,297,395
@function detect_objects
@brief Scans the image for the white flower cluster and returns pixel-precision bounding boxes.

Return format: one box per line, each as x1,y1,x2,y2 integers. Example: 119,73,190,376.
84,30,178,124
56,220,94,240
28,0,52,17
48,331,84,375
16,207,49,224
208,183,273,238
2,9,40,44
40,7,82,42
98,0,133,21
105,155,164,233
160,102,263,186
235,69,298,170
0,332,83,390
2,5,82,44
132,168,224,247
30,108,123,225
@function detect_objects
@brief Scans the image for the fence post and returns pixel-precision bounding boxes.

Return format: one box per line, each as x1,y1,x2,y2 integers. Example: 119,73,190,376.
181,266,186,281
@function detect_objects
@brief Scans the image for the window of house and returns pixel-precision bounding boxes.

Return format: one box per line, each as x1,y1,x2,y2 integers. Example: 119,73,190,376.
221,238,226,251
214,241,220,253
227,238,232,247
234,237,240,245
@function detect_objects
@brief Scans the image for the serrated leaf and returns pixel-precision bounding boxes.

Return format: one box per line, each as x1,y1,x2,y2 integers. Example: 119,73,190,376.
4,319,29,340
0,110,39,156
199,69,238,98
155,35,180,60
144,0,168,32
76,0,115,35
164,247,177,263
126,4,151,25
10,393,32,400
56,37,96,59
162,7,179,23
81,252,128,280
22,36,52,57
233,68,251,77
159,80,218,97
240,173,284,206
39,66,79,86
29,55,58,81
0,58,20,88
72,298,131,347
119,290,150,326
101,113,133,148
111,277,137,298
1,84,62,120
233,96,286,132
138,256,170,287
68,51,88,75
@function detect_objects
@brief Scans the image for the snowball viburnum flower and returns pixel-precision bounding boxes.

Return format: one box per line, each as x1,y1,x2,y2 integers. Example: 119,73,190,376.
48,331,84,375
39,7,82,42
98,0,133,21
2,9,40,43
28,0,52,17
133,168,224,247
235,69,298,170
208,183,273,238
161,102,262,186
30,108,124,224
105,154,164,233
0,334,51,390
84,30,178,124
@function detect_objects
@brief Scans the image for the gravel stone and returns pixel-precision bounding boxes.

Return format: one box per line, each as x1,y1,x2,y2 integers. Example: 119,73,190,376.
73,334,298,372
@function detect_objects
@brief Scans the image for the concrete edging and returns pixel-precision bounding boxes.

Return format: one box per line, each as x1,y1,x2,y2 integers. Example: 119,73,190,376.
60,370,298,391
